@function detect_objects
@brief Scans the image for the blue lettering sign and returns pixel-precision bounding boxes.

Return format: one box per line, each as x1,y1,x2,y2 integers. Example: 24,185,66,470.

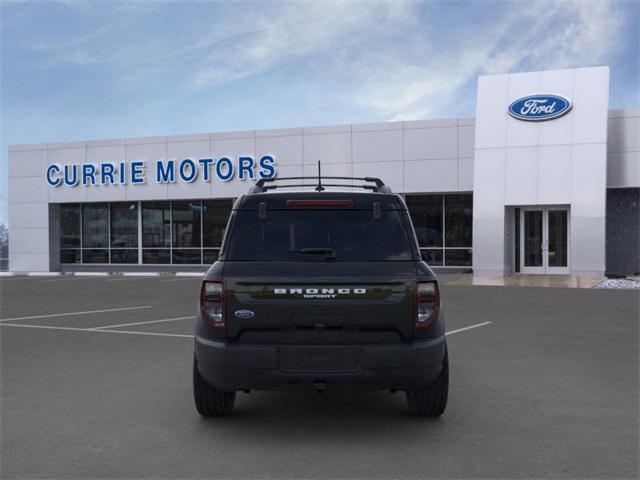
100,162,115,185
64,164,78,186
179,159,197,183
258,156,276,179
156,159,175,183
130,161,145,184
46,164,61,187
215,157,234,182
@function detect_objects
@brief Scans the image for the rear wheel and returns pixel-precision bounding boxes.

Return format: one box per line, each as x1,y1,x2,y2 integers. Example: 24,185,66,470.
193,359,236,417
406,348,448,417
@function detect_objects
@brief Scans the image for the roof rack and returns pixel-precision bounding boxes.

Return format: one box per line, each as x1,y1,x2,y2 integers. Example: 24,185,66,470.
250,161,392,194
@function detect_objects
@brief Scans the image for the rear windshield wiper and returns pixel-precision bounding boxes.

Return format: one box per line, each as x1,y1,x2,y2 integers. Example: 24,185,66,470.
289,247,336,259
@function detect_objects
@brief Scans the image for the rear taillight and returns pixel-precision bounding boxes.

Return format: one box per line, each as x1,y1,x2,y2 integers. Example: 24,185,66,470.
415,280,440,328
200,280,225,328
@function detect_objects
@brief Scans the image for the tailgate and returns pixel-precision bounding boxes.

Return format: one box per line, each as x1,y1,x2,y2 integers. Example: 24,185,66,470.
223,261,417,344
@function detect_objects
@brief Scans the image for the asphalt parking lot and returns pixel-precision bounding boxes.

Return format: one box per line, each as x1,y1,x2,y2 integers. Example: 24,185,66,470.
1,275,638,479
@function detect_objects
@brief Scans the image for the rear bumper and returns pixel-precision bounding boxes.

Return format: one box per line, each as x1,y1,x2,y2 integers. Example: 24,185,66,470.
194,336,446,392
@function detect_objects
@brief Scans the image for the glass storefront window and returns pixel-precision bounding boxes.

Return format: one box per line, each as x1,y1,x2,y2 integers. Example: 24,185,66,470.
203,199,233,247
60,204,81,248
82,204,109,248
405,195,443,247
444,249,472,267
444,194,473,248
406,193,473,267
60,249,81,264
56,197,241,266
172,201,202,249
82,249,109,263
203,249,219,264
111,203,138,248
172,249,201,264
421,248,443,266
142,249,170,264
142,202,171,248
111,249,138,264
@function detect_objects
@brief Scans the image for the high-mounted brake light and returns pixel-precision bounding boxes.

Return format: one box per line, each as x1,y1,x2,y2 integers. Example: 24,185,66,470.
200,280,225,328
415,280,440,328
286,199,354,207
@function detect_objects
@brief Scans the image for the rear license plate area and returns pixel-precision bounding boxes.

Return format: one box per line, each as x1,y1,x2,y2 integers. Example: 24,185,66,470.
279,346,360,372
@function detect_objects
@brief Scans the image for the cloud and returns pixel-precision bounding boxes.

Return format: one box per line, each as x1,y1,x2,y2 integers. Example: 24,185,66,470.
350,0,626,121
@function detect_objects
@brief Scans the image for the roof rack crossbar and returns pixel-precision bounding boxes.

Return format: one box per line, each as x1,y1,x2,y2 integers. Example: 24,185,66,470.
260,183,378,192
250,175,390,193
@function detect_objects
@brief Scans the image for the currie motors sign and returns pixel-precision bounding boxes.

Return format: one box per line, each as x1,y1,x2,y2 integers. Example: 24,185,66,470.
508,94,572,121
45,155,277,187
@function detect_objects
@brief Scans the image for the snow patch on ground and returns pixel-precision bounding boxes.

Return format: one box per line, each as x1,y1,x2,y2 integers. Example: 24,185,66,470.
594,278,640,289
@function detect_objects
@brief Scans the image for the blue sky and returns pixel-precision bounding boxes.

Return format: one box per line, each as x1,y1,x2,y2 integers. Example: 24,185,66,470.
1,0,638,225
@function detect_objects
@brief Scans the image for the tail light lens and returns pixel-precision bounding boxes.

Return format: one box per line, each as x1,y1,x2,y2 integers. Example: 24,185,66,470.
415,280,440,328
200,280,225,328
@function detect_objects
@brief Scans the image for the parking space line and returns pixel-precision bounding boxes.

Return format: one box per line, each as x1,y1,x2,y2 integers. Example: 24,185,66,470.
0,318,492,340
445,321,492,335
42,277,109,283
90,316,193,330
0,323,193,338
162,277,201,282
0,306,152,323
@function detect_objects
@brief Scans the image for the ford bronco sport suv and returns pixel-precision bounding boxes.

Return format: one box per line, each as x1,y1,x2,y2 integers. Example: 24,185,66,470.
193,172,448,416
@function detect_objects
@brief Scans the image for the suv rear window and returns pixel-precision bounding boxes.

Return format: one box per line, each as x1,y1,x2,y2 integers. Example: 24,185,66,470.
225,209,415,261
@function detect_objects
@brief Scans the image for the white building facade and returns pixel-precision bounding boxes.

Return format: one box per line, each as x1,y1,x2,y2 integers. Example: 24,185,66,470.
7,66,640,276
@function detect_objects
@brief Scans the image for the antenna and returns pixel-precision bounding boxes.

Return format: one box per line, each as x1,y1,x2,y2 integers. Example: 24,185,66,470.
315,160,325,192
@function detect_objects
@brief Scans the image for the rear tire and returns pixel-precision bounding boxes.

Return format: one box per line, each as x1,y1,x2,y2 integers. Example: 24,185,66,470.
193,359,236,417
406,348,448,417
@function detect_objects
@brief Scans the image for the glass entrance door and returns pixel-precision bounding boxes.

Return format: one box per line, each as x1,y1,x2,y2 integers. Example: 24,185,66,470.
519,207,569,274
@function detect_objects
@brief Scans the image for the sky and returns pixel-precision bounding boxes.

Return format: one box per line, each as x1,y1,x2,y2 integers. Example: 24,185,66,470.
1,0,638,225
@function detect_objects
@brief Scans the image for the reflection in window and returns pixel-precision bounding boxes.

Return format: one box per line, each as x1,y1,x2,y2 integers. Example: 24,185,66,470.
111,249,138,264
60,204,81,248
142,249,170,264
405,195,443,247
82,204,109,248
406,193,473,267
444,249,472,267
142,202,171,248
82,249,109,264
111,203,138,248
421,248,443,266
172,201,202,248
59,198,235,265
203,199,233,247
445,194,473,248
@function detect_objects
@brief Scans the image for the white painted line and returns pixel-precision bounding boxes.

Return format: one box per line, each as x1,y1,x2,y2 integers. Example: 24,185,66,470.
42,276,109,283
72,272,110,276
446,321,492,336
106,276,161,281
175,272,204,277
162,277,201,282
0,306,152,323
0,323,193,339
0,272,15,277
27,272,61,277
122,272,160,277
90,316,193,330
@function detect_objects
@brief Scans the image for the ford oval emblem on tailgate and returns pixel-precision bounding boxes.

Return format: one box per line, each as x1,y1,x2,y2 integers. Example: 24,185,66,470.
234,309,255,319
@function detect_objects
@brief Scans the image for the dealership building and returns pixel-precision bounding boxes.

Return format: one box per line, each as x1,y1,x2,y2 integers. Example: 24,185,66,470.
7,66,640,276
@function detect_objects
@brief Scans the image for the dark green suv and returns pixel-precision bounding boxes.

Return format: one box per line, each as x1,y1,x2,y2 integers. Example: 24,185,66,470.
193,175,448,416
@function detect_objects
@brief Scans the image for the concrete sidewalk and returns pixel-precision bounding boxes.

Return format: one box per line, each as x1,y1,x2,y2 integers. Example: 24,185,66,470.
439,274,602,289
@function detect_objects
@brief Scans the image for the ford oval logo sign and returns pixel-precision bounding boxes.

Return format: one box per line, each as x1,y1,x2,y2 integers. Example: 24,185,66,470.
234,309,254,319
508,94,572,121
